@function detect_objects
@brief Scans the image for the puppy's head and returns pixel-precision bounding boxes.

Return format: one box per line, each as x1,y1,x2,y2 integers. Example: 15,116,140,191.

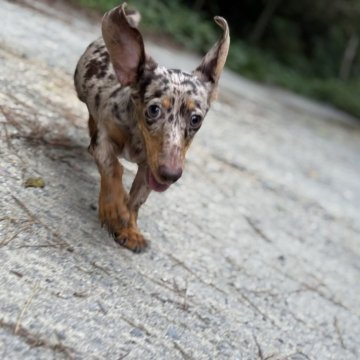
102,3,230,192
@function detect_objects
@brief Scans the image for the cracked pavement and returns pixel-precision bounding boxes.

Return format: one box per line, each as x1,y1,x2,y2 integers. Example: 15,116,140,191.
0,1,360,359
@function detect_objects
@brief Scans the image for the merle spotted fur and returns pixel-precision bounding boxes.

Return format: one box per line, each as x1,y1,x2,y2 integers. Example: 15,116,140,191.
74,3,230,252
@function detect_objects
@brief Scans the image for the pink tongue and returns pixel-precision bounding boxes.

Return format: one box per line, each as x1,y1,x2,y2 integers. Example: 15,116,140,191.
147,170,170,192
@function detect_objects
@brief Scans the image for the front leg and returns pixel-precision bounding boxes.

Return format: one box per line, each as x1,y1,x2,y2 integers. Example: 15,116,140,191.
115,164,151,252
92,131,129,235
99,161,129,232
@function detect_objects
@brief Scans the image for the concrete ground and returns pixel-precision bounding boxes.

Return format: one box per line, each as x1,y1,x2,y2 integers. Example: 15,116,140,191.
1,1,359,359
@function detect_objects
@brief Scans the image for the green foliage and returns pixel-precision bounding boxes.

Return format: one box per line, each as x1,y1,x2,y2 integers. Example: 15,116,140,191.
75,0,218,53
138,0,218,53
73,0,360,118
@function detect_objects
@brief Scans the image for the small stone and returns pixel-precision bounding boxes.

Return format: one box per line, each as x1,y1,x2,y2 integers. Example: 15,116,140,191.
24,177,45,188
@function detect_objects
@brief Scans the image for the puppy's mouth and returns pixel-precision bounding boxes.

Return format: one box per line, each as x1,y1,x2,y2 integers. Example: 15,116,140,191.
147,169,170,192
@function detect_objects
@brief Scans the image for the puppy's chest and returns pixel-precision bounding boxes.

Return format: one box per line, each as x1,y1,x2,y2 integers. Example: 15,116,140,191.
122,128,146,163
103,96,146,164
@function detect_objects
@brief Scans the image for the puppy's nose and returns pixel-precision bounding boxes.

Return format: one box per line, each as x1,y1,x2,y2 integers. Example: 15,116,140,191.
158,165,183,183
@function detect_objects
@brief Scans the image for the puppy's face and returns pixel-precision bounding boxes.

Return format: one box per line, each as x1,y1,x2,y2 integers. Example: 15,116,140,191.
135,67,210,192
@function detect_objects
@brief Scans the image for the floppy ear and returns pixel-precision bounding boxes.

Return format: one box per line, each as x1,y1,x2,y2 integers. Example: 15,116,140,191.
101,3,147,86
193,17,230,102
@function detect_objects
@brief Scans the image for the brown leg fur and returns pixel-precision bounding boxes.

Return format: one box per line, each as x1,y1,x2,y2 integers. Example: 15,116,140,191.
114,164,151,252
89,114,130,240
98,159,129,233
88,113,149,252
114,211,147,252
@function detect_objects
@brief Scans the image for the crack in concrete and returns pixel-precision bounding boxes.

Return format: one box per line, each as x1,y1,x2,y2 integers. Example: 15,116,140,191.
0,319,76,359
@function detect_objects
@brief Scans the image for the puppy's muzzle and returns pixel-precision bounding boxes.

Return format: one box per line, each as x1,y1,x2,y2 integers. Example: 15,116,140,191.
158,165,183,184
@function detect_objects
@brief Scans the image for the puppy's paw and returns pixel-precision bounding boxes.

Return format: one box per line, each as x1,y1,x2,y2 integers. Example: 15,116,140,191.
99,193,130,231
114,227,148,253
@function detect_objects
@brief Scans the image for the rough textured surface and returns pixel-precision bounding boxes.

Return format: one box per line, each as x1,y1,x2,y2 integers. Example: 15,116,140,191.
1,1,360,359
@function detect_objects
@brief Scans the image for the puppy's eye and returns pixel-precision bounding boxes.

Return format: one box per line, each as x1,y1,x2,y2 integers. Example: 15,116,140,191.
146,104,161,119
190,114,202,128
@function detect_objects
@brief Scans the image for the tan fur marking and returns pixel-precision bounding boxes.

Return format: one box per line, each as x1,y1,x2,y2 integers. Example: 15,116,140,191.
186,99,195,111
105,122,129,153
182,140,192,158
162,97,172,110
138,121,163,181
178,142,190,169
